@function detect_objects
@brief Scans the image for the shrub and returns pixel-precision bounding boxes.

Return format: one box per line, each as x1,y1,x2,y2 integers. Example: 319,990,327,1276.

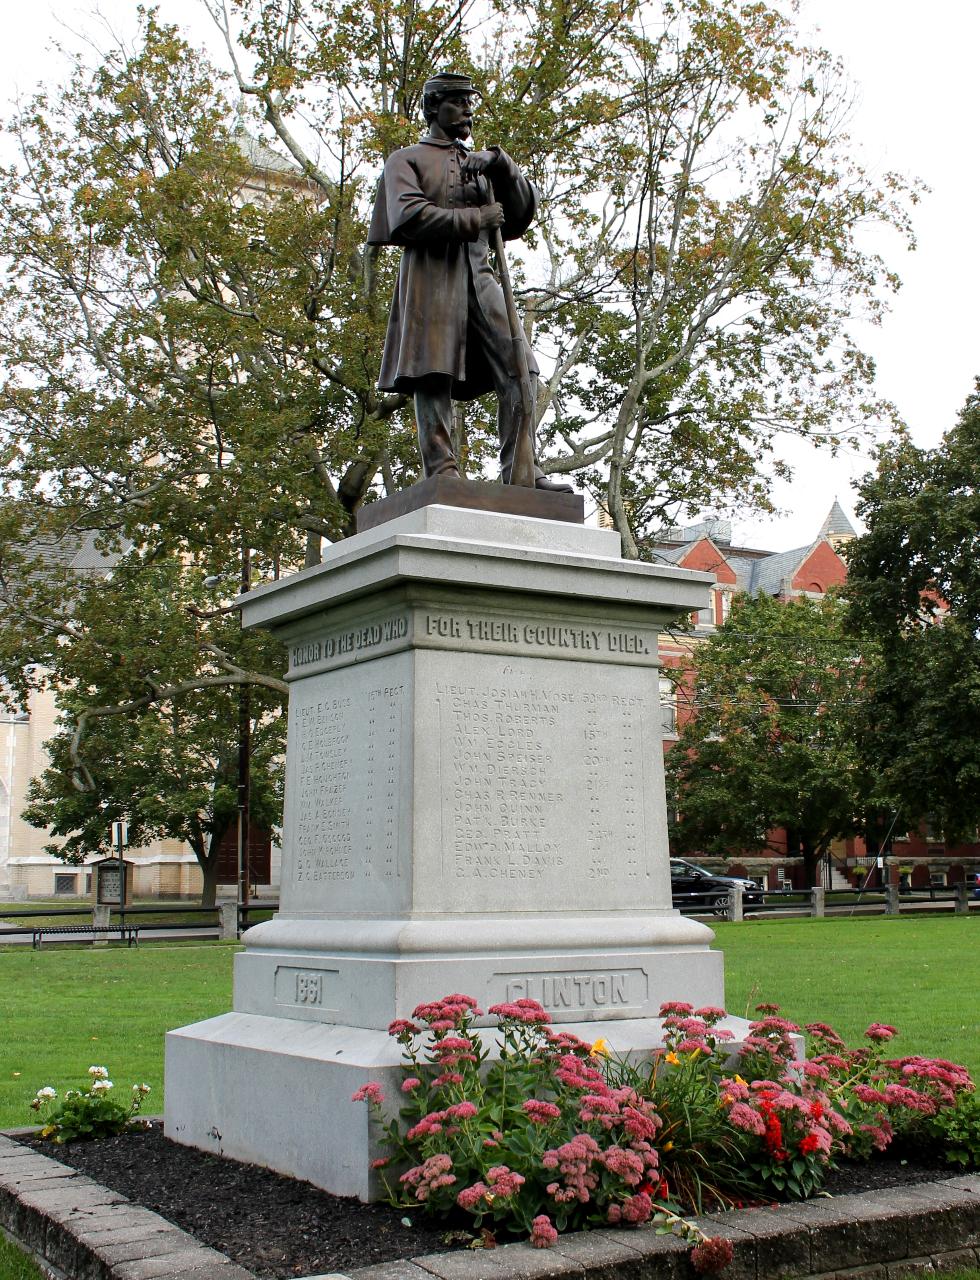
353,993,975,1251
30,1066,150,1143
354,995,735,1262
921,1091,980,1169
607,1003,752,1210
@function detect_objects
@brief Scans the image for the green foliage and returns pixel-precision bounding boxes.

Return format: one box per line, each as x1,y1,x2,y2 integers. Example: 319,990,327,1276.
846,382,980,844
665,592,882,884
29,1066,150,1143
366,997,668,1239
607,1013,750,1211
923,1092,980,1170
0,0,917,866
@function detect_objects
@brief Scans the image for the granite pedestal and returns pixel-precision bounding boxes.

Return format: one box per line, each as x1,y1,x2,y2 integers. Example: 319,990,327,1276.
165,505,727,1199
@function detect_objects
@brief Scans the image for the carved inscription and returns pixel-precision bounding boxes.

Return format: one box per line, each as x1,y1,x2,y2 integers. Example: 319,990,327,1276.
291,614,409,668
439,680,566,882
437,678,648,887
425,613,651,656
294,696,354,884
292,684,404,885
295,972,323,1005
274,964,340,1010
289,610,652,670
498,970,643,1011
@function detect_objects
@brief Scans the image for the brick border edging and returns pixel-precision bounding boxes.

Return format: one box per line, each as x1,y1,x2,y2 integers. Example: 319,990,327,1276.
337,1175,980,1280
0,1133,257,1279
2,1132,978,1280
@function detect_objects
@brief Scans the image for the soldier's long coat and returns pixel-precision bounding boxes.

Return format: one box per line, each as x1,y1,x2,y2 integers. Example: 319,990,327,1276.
367,138,538,400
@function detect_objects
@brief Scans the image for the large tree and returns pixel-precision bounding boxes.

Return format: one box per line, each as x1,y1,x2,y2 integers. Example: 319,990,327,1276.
0,0,915,880
665,591,881,886
845,384,980,845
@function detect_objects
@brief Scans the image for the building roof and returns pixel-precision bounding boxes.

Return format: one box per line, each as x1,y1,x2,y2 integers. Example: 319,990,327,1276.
650,500,857,600
818,498,858,542
14,529,117,581
235,130,303,179
657,516,733,547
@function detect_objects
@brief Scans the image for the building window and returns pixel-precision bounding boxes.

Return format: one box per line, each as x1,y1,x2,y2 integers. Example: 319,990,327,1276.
54,873,78,896
659,677,677,736
718,590,732,624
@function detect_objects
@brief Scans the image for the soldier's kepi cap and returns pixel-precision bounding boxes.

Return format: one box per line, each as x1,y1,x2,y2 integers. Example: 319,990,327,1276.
422,71,483,100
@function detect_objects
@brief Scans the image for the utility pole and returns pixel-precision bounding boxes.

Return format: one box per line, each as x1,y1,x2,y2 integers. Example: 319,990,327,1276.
237,544,252,929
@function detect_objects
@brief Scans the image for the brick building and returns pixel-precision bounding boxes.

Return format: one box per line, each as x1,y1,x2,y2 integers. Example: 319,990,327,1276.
650,504,980,890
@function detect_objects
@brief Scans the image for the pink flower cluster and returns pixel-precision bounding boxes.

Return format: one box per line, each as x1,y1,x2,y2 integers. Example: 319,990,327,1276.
737,1009,801,1074
351,1082,385,1106
606,1191,654,1224
523,1099,562,1125
718,1076,848,1166
433,1036,478,1068
800,1013,974,1159
411,994,481,1032
388,1019,422,1041
529,1215,559,1248
400,1153,457,1201
865,1023,898,1043
544,1029,594,1056
488,998,552,1025
405,1101,479,1141
659,1002,734,1056
456,1164,526,1212
542,1127,660,1207
887,1055,973,1108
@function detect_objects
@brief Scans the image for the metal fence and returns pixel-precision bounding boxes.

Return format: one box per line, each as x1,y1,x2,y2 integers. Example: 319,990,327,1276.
0,900,280,946
676,882,978,921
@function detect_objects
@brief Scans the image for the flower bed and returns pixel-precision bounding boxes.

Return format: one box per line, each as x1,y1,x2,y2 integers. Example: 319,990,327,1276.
353,994,980,1266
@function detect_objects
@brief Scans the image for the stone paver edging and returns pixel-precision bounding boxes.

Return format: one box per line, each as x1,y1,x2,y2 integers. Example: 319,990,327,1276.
2,1132,979,1280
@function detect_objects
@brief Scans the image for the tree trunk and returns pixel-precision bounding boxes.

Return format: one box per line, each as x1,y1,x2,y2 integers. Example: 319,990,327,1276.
800,836,820,890
199,852,220,908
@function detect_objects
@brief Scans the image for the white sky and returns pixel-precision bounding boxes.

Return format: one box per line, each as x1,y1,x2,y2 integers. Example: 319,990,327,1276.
1,0,976,553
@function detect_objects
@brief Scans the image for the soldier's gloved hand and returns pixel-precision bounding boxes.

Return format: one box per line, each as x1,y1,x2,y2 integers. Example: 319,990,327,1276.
460,148,498,179
478,202,505,229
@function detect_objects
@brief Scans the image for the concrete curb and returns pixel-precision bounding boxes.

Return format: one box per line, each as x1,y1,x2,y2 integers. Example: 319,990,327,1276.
0,1134,256,1279
2,1133,978,1280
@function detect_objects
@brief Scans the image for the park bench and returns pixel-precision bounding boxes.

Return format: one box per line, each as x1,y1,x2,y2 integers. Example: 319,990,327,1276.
31,924,140,949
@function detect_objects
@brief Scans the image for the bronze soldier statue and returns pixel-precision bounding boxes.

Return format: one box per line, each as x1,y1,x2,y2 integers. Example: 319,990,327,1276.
367,71,572,492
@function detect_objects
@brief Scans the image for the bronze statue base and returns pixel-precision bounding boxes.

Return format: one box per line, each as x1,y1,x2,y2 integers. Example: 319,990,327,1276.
355,474,585,533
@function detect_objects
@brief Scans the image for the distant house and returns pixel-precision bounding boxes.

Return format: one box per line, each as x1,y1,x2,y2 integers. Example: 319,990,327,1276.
0,532,206,899
650,504,980,891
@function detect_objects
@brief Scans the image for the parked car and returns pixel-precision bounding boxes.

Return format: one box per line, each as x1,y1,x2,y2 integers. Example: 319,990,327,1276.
669,858,765,915
970,871,980,900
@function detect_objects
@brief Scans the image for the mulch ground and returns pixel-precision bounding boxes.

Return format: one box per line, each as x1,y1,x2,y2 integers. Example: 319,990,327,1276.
16,1125,957,1280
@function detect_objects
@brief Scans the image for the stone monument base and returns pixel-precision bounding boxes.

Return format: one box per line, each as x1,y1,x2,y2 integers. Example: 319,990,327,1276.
165,1009,756,1201
165,503,731,1200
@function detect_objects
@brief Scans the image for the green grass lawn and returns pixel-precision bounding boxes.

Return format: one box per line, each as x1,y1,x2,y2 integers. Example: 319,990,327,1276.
0,944,236,1128
0,916,977,1131
715,915,980,1073
0,1232,45,1280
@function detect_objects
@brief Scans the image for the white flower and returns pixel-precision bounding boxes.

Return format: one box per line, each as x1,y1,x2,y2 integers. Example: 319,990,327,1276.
35,1086,56,1100
90,1079,113,1093
133,1083,151,1095
88,1066,109,1079
64,1090,80,1099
